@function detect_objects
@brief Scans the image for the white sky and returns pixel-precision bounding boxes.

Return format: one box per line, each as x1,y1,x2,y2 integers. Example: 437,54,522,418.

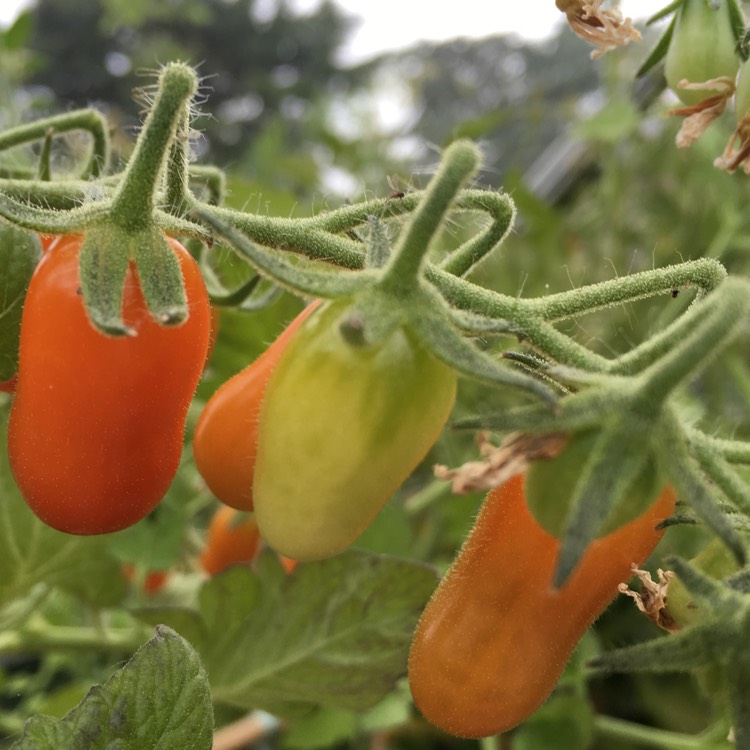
1,1,664,64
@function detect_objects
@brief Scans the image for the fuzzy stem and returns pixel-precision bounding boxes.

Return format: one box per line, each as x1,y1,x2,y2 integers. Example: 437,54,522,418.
0,109,110,177
524,258,726,322
109,63,196,231
634,278,750,408
380,140,480,295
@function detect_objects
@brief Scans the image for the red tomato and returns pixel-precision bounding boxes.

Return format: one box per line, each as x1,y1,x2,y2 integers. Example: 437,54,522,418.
8,234,210,534
408,474,676,738
193,301,321,511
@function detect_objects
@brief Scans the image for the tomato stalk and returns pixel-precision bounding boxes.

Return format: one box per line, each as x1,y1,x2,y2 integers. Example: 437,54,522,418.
0,109,110,179
378,140,480,297
76,64,198,335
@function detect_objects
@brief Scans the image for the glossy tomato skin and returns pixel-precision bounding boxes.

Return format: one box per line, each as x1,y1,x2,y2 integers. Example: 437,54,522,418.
8,234,210,534
199,506,263,576
193,301,321,511
408,474,675,739
253,298,458,561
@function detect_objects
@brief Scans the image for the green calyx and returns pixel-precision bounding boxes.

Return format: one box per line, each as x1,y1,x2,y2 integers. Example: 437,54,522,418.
80,226,188,336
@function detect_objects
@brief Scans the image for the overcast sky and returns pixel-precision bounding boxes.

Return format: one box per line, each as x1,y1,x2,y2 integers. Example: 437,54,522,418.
1,0,663,64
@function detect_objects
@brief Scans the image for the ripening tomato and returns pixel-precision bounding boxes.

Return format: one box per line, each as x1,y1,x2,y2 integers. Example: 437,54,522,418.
253,298,458,561
408,474,675,738
8,234,210,534
199,506,263,576
193,301,321,511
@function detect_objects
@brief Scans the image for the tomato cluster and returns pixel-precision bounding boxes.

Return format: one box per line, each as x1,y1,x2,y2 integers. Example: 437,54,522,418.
194,298,457,561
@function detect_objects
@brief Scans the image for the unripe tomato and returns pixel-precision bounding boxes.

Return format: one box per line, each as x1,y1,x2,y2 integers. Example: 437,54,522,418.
408,474,675,739
524,429,661,538
199,506,263,576
193,301,321,511
735,60,750,123
664,0,739,105
253,298,458,561
665,537,739,629
8,234,210,534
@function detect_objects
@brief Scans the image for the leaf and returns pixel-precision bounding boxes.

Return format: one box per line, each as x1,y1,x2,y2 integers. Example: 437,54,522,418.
636,14,676,78
0,407,127,610
140,550,438,717
10,626,213,750
0,225,40,381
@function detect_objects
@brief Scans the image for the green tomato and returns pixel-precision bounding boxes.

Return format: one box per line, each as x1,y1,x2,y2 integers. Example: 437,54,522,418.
667,537,740,629
253,298,457,561
735,60,750,122
524,429,662,539
664,0,739,106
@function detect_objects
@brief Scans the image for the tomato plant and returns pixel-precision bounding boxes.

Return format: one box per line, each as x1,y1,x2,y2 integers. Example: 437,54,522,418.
253,297,458,561
8,234,211,534
193,301,321,511
408,473,676,739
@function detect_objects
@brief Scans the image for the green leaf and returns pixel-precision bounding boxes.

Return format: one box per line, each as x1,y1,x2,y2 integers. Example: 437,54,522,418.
0,224,40,381
0,407,127,610
10,626,213,750
144,550,437,717
636,15,676,77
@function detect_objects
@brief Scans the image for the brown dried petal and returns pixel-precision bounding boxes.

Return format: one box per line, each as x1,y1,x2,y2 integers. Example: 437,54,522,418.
434,431,568,495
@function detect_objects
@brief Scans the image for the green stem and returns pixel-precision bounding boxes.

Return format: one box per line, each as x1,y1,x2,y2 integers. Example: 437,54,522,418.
163,109,192,216
524,258,726,322
595,716,730,749
0,109,110,177
381,140,480,295
689,430,750,464
439,190,515,276
109,62,196,231
634,278,750,408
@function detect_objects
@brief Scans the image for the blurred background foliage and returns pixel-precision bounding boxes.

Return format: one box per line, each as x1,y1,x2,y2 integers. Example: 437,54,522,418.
1,1,750,748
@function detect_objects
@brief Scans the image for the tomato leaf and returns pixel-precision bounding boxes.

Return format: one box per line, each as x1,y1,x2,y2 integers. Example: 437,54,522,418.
0,226,40,381
9,626,213,750
0,406,127,611
135,550,438,717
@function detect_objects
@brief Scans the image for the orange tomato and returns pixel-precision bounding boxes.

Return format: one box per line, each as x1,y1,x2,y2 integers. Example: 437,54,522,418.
408,474,675,738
